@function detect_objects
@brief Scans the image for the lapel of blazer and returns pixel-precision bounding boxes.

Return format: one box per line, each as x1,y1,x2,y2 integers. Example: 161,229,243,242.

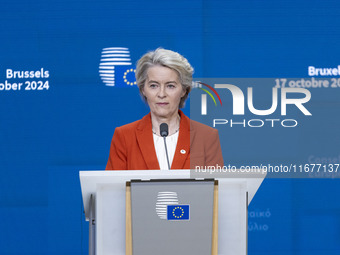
136,113,160,170
171,110,192,169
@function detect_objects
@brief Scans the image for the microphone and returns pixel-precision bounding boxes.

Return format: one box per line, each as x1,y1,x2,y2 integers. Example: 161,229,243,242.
160,123,171,170
160,123,168,137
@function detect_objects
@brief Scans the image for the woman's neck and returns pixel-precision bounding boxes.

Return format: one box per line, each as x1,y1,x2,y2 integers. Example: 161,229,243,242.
151,112,181,136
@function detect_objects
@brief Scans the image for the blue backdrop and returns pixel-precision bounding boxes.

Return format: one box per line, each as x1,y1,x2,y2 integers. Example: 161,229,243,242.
0,0,339,254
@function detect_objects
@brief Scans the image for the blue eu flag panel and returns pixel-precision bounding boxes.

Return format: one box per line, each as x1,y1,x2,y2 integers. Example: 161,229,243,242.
167,205,190,221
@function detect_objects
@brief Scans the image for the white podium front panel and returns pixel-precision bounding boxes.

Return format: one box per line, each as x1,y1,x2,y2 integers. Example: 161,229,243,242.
80,170,265,255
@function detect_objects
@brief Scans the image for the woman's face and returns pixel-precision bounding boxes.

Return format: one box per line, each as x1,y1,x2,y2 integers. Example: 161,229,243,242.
142,65,185,119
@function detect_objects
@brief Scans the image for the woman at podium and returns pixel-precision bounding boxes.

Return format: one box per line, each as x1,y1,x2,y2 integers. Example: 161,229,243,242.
106,48,223,170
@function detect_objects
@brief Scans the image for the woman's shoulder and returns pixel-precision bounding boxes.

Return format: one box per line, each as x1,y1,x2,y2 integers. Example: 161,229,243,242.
116,119,140,130
115,113,151,133
189,119,219,134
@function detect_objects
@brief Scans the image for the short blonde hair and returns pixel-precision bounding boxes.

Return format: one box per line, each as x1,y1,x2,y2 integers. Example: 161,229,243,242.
135,48,194,108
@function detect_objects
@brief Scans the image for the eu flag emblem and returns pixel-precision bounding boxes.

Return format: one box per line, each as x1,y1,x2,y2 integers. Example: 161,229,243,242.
167,205,190,220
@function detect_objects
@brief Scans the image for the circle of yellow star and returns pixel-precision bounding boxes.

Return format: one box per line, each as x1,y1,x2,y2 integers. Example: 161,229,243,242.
123,69,137,86
172,206,184,218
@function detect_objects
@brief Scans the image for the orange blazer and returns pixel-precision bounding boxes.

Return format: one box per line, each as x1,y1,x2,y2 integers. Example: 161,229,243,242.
106,110,224,170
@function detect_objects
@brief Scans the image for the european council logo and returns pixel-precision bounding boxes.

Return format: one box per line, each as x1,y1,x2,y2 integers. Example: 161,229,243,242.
167,205,190,220
99,47,137,87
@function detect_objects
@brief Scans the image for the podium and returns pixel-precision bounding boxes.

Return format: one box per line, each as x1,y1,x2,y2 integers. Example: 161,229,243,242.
80,170,265,255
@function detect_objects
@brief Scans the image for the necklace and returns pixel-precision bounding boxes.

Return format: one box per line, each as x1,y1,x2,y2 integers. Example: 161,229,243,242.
152,128,179,136
152,114,181,136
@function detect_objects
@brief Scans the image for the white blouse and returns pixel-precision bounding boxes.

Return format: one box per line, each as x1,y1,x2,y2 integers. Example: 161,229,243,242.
153,131,179,170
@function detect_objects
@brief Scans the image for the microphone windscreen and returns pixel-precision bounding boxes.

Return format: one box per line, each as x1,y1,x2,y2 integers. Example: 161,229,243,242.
160,123,168,137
